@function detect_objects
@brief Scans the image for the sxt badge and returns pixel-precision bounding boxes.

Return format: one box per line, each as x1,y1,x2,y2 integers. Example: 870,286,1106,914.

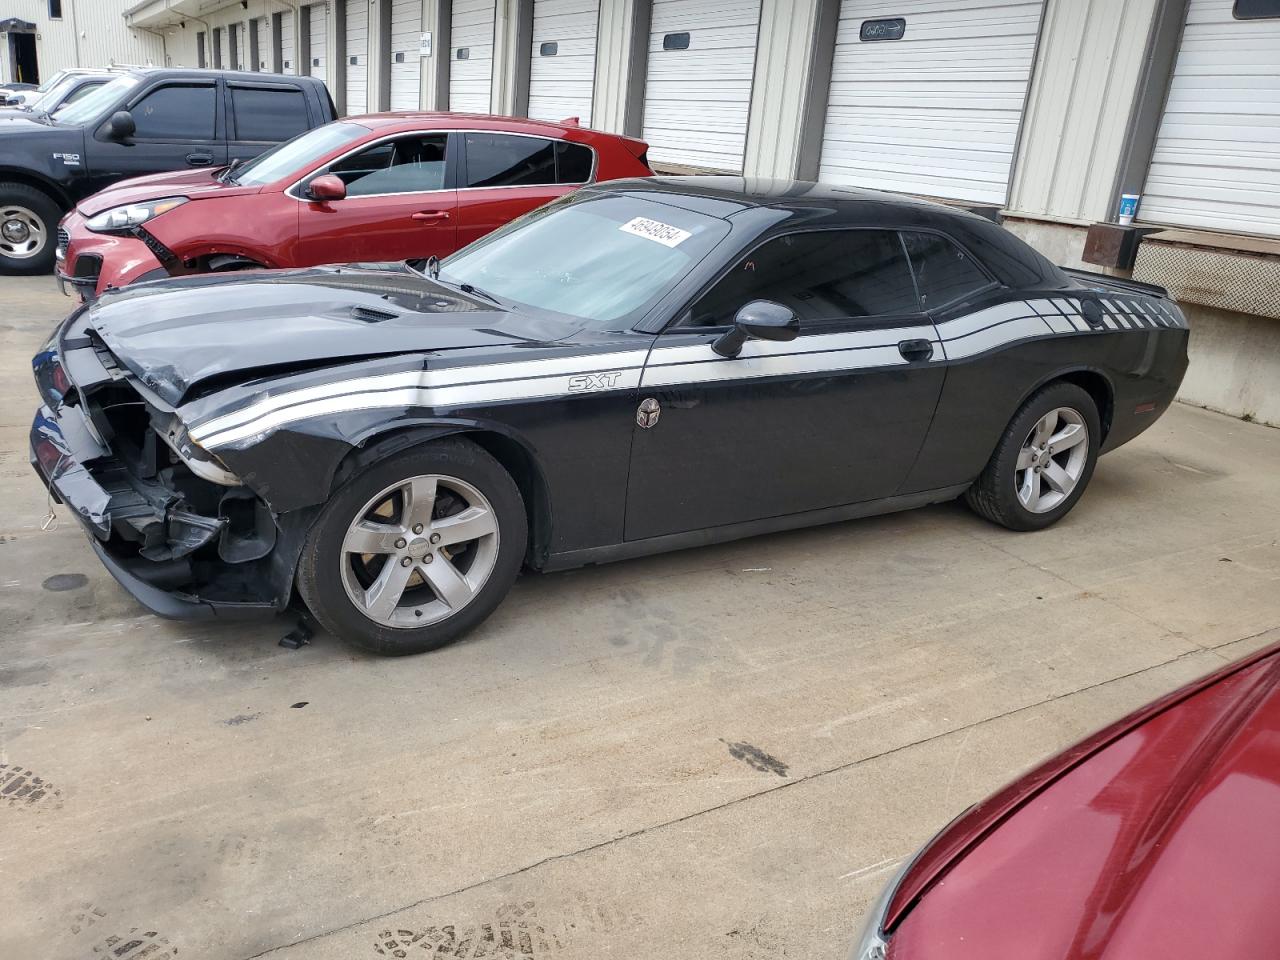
568,371,622,393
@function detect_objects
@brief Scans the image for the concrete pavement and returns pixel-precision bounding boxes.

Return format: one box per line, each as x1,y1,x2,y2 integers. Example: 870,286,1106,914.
1,274,1277,960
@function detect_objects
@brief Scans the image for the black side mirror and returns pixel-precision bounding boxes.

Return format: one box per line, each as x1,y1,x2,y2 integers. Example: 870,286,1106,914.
712,300,800,358
108,110,136,140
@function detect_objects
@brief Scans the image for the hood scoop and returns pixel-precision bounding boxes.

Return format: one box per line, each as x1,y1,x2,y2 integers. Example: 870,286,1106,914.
350,305,400,324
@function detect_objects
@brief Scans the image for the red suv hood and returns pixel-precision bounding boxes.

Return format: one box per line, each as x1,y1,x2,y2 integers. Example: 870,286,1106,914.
886,642,1280,960
76,168,261,216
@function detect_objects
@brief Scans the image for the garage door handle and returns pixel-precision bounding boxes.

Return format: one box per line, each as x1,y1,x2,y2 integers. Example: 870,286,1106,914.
186,152,214,166
411,210,450,222
898,338,934,362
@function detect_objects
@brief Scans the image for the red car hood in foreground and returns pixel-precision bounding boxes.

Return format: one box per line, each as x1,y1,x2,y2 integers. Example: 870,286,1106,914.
886,642,1280,960
76,167,260,216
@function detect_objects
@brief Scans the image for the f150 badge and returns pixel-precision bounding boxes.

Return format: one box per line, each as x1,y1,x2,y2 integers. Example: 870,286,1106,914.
53,152,81,166
568,371,622,392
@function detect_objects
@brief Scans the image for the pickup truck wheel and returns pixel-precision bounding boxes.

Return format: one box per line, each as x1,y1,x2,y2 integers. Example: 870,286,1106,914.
0,184,59,274
297,437,527,656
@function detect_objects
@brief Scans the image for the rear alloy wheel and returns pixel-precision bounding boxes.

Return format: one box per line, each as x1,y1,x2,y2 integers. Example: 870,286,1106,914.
964,382,1101,531
298,438,527,655
0,183,60,274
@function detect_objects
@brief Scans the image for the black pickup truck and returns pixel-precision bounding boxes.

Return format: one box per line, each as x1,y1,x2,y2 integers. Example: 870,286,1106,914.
0,67,336,274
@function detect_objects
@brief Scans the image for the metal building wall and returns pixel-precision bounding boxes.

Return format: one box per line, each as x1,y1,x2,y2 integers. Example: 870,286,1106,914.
4,0,163,73
1005,0,1163,222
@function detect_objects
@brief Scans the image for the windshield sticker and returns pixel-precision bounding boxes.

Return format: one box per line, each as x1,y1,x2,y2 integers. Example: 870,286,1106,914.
618,217,691,248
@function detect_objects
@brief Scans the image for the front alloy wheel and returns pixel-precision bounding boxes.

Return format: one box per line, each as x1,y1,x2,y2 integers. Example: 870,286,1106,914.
340,474,500,628
298,437,527,656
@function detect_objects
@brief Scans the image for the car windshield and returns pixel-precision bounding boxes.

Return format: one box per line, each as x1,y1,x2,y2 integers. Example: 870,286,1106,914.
53,75,138,124
439,194,731,329
229,122,370,186
35,69,71,93
28,74,82,111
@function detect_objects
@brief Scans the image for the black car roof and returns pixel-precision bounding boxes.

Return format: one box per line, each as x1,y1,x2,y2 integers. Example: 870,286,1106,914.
588,176,1071,290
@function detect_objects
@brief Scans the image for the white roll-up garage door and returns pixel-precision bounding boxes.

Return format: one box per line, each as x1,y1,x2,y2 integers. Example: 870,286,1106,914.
1142,0,1280,237
819,0,1043,205
281,14,296,74
345,0,368,114
255,17,269,70
528,0,599,124
308,3,329,86
450,0,496,113
641,0,761,172
390,0,423,110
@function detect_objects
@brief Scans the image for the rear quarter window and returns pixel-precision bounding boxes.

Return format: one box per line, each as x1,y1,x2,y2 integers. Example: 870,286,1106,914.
902,231,993,309
230,85,310,142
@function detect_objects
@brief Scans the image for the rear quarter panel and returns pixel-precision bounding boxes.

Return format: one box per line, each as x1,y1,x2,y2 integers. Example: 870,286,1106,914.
901,291,1189,495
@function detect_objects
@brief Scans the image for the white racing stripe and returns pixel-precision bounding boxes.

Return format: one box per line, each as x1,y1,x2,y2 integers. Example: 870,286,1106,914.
198,368,646,449
189,297,1185,450
188,349,650,443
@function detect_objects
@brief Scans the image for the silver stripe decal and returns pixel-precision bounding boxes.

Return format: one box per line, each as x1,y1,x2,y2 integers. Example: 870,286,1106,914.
191,296,1182,450
188,349,651,441
198,368,646,449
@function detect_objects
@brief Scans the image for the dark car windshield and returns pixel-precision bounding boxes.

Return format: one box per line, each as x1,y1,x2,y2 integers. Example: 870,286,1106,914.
230,122,369,186
439,193,731,329
54,75,139,125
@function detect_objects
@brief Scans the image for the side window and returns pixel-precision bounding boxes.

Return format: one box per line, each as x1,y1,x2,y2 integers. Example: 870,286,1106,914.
465,133,557,187
685,230,920,328
326,134,448,196
230,85,309,142
130,84,217,140
62,81,104,106
555,141,594,184
902,232,991,309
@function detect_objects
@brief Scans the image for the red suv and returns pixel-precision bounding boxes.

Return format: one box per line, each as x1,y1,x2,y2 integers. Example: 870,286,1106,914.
55,113,651,300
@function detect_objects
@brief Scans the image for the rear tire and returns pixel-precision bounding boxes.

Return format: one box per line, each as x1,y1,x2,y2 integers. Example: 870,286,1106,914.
297,437,527,656
0,183,60,275
964,382,1101,531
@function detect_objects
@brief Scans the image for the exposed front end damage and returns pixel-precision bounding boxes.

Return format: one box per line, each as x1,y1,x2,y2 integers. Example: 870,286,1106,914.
29,309,306,619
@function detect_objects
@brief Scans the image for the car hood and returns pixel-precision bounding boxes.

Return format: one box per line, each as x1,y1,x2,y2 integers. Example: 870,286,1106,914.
87,266,584,405
76,167,262,215
885,643,1280,960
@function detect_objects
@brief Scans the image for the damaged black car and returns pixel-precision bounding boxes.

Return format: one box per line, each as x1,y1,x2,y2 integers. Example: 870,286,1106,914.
30,178,1189,655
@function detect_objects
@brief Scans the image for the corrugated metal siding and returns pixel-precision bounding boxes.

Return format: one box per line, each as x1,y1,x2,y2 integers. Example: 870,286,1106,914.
819,0,1043,205
1006,0,1159,222
527,0,599,123
346,0,368,113
14,0,163,73
1142,0,1280,238
450,0,496,113
743,0,821,179
642,0,762,171
390,0,423,110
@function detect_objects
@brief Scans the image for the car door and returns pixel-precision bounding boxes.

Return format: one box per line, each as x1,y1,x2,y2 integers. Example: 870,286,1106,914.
624,228,947,542
225,81,315,164
293,131,458,265
455,131,589,247
88,79,228,183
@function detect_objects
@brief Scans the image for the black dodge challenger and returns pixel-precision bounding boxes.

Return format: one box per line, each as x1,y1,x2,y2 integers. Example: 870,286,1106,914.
31,178,1189,655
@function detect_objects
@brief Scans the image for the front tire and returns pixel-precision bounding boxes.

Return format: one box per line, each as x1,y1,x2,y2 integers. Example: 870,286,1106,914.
964,382,1101,531
0,183,60,275
297,437,527,656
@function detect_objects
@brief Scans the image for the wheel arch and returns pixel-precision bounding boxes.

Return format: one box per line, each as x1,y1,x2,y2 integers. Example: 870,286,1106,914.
1019,366,1115,443
331,420,555,568
0,169,72,210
